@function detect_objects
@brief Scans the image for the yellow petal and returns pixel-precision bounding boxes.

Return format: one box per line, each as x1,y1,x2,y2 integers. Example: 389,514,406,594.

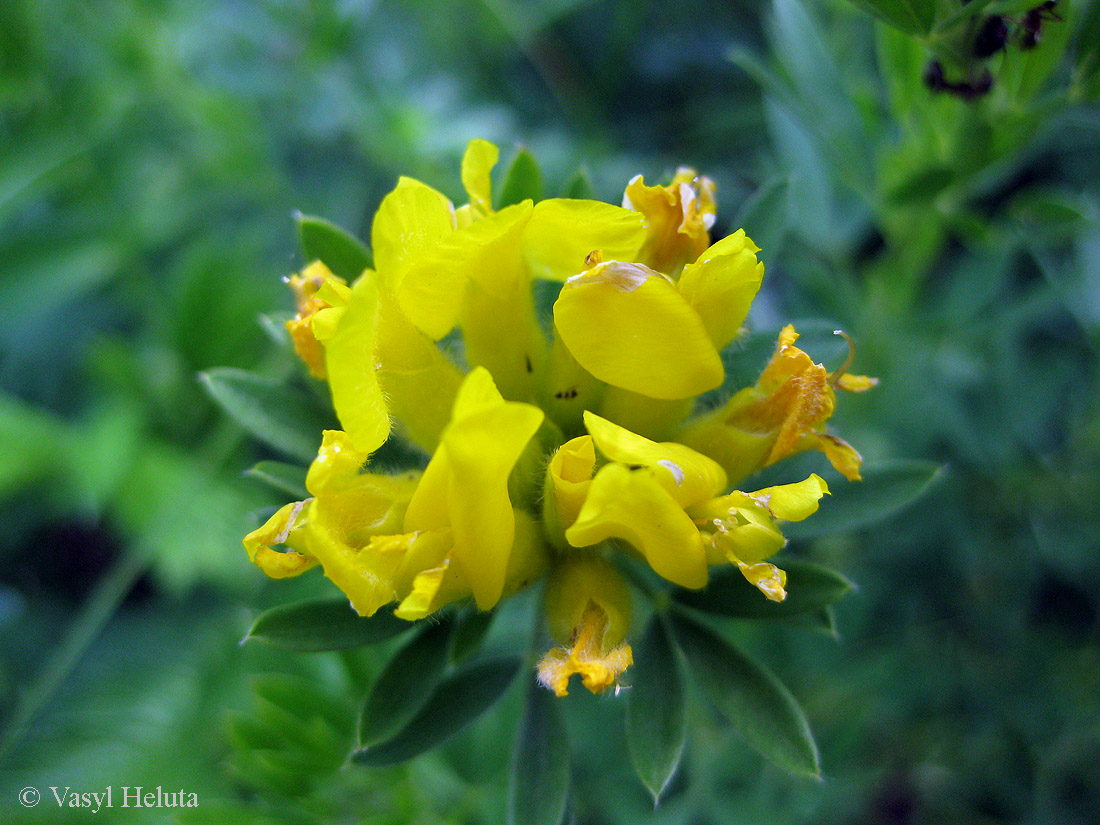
737,561,788,602
622,173,713,274
836,373,878,392
545,435,596,536
457,203,547,400
536,601,634,697
305,429,368,495
243,500,317,579
597,387,693,442
748,473,830,522
583,411,727,508
553,261,723,399
698,491,788,565
819,433,864,481
302,512,403,617
397,201,533,342
404,368,544,610
461,138,499,215
523,199,646,281
324,273,390,455
543,557,632,646
373,294,465,453
371,176,455,291
566,463,708,589
677,229,765,349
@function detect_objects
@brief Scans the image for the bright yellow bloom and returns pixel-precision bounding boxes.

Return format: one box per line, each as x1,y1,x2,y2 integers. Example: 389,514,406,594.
623,168,718,275
247,141,873,702
242,428,421,612
692,474,831,601
285,261,351,379
552,411,828,598
244,368,547,618
550,229,763,431
537,558,634,697
679,325,878,484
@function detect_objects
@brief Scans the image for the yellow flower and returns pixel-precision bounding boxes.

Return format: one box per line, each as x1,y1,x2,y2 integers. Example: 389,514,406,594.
550,229,763,438
242,428,421,612
537,558,634,697
284,261,351,379
679,325,878,484
243,141,872,703
551,411,828,599
244,368,547,619
623,168,718,275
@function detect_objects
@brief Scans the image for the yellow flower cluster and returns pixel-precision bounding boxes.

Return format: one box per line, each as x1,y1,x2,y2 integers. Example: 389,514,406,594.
245,140,875,697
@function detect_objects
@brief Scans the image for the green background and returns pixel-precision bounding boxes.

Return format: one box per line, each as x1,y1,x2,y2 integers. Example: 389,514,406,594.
2,0,1098,822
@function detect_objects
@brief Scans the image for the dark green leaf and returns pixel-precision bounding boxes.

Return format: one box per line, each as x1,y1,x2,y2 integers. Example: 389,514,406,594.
450,608,495,664
508,680,570,825
359,619,453,748
627,617,686,802
670,613,820,777
199,368,322,462
497,148,544,208
245,598,414,651
245,461,309,498
783,460,945,539
295,212,373,279
562,168,595,200
351,657,521,766
885,165,956,204
673,559,853,620
841,0,935,36
781,606,838,636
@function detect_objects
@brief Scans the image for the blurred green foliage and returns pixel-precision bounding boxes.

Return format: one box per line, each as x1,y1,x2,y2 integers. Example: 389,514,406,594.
2,0,1099,822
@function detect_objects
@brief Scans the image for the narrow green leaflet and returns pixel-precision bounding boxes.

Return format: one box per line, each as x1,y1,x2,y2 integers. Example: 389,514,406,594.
497,148,544,209
670,613,820,777
245,460,309,499
245,598,414,651
840,0,935,36
508,680,570,825
351,657,521,766
673,559,853,620
450,608,496,664
783,460,945,540
359,619,454,748
199,368,323,462
562,168,595,200
733,175,790,262
627,617,686,803
295,212,374,279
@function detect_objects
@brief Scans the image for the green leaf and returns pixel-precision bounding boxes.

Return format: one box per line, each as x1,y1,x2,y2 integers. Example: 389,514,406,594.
199,367,323,462
295,212,374,279
450,607,495,664
885,165,956,204
351,657,521,766
245,461,309,499
562,168,595,200
245,598,414,651
841,0,935,36
670,613,820,777
508,680,570,825
783,460,945,539
733,175,790,261
496,148,544,208
672,559,854,620
627,617,686,802
359,619,454,748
